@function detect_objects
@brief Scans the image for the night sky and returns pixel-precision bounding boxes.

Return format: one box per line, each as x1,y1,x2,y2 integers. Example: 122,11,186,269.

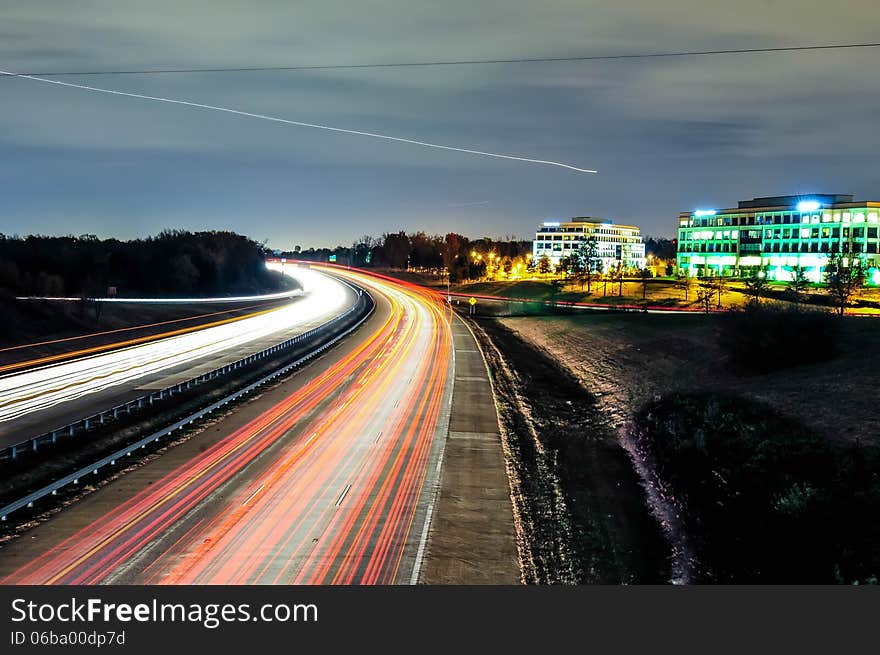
2,1,879,248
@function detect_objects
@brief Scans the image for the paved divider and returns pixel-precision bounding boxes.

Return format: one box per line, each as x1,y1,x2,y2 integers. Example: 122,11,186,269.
0,280,374,522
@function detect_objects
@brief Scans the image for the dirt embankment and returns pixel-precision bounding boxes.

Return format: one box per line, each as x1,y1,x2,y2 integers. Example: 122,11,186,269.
499,313,880,448
468,317,668,584
494,312,880,582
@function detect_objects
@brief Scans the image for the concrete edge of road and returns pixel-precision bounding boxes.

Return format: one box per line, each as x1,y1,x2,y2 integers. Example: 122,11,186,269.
407,313,456,585
417,311,522,584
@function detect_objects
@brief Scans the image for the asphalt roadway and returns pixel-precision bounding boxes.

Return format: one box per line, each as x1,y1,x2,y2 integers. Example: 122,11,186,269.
0,267,519,584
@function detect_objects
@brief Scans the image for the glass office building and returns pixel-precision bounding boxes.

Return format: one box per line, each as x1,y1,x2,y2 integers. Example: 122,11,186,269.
677,194,880,282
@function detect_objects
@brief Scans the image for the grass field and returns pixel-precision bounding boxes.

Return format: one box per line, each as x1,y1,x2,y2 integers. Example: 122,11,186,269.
497,312,879,447
482,311,879,582
445,276,880,312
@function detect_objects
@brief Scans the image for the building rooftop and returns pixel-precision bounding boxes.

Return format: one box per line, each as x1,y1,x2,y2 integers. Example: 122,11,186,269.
736,194,853,209
539,217,641,230
681,194,880,217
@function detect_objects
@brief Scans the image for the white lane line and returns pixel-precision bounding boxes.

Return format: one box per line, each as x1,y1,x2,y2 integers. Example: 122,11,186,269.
335,483,352,508
409,320,456,585
242,484,265,507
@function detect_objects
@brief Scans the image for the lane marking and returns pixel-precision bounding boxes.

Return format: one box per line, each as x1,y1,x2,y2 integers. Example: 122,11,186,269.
409,316,456,585
242,484,265,507
335,483,352,508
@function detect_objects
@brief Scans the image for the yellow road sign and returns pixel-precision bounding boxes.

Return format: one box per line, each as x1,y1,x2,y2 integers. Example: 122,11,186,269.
468,297,477,306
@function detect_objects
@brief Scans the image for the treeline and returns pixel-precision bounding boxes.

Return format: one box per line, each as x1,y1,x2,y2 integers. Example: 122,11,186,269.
287,231,532,282
0,230,288,298
644,237,676,261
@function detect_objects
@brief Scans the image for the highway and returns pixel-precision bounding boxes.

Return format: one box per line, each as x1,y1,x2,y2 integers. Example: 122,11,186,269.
0,268,354,447
1,266,455,584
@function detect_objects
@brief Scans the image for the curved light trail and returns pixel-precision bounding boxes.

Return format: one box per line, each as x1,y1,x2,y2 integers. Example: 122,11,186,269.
1,301,288,376
0,268,350,423
0,301,285,356
2,266,454,585
15,289,303,303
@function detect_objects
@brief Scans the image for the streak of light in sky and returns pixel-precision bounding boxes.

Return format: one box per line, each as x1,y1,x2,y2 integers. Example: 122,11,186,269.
0,69,598,174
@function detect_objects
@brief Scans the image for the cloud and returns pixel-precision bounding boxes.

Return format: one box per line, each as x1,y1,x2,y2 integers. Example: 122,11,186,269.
1,1,880,244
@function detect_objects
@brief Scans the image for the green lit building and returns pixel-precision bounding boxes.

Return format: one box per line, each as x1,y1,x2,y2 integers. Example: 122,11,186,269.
677,194,880,283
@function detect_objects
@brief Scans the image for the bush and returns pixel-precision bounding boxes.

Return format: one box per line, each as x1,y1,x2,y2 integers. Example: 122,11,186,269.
632,392,880,583
717,304,838,373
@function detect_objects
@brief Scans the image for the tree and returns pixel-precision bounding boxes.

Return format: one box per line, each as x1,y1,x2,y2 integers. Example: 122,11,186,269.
381,231,412,269
442,233,465,279
744,268,768,306
576,237,601,293
696,286,714,314
713,274,729,309
639,268,651,300
555,256,571,277
352,235,376,267
537,254,552,275
644,236,677,261
787,265,810,307
676,271,693,301
825,251,865,316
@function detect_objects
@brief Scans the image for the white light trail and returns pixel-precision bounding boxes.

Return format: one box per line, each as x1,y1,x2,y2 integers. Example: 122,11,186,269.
0,268,350,423
15,289,303,303
0,69,598,174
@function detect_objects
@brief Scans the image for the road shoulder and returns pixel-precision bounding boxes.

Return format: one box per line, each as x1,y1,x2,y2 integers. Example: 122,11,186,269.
418,313,521,584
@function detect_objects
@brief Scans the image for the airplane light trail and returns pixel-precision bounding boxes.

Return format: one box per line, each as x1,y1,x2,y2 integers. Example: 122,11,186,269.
2,266,454,585
0,69,598,174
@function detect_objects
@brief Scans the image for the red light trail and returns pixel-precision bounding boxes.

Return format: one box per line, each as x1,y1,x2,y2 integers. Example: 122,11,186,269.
2,267,453,585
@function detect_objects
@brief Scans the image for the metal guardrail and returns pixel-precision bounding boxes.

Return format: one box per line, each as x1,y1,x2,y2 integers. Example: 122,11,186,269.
0,278,368,463
0,283,374,522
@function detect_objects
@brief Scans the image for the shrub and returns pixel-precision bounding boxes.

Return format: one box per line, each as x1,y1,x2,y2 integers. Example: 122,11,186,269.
632,392,880,583
717,304,838,373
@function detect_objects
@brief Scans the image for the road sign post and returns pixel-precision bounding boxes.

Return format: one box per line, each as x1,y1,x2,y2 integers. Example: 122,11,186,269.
468,296,476,315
